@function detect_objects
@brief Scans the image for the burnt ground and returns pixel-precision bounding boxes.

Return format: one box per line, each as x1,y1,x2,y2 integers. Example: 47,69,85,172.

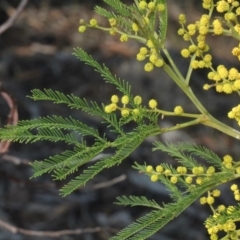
0,1,240,240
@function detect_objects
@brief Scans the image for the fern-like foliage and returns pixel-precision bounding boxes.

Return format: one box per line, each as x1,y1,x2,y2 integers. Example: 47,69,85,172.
113,142,237,239
115,195,161,209
111,175,227,240
153,141,223,170
158,0,168,42
73,48,133,103
0,49,163,197
103,0,132,17
94,0,168,46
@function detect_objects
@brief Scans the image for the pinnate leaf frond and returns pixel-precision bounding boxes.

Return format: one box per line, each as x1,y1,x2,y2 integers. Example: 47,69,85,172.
115,195,161,209
60,124,159,196
28,89,124,134
103,0,132,17
73,48,132,101
153,142,199,169
110,171,233,240
158,0,168,43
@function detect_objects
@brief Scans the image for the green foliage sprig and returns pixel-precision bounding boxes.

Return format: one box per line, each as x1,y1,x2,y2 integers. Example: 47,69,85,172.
1,0,240,239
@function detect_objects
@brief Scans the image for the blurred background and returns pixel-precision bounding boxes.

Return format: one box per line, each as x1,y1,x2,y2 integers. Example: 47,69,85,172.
0,1,240,239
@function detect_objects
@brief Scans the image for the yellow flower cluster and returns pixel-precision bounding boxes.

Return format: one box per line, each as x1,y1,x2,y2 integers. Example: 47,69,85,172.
137,45,164,71
177,0,240,126
133,1,166,71
228,104,240,125
231,184,240,201
145,163,217,187
77,1,166,72
205,217,237,240
204,190,240,240
200,190,221,205
205,66,240,94
104,94,161,120
148,99,158,109
173,106,184,115
222,154,233,169
178,13,211,70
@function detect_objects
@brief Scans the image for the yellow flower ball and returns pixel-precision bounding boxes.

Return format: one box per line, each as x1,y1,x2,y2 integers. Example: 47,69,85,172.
149,54,158,63
121,109,130,117
154,59,164,67
177,28,185,35
191,60,199,69
231,184,238,191
134,96,142,105
203,84,210,90
200,197,207,204
207,196,215,205
156,165,164,173
213,19,223,34
223,154,233,163
136,53,146,61
78,25,87,33
181,49,190,58
120,34,128,42
121,95,129,105
217,65,228,78
188,44,197,52
185,176,193,184
174,106,184,115
203,54,212,62
149,99,158,109
109,103,117,111
109,18,117,27
139,1,147,9
170,176,178,184
179,14,186,24
146,40,154,48
151,174,159,182
89,18,98,27
132,109,140,115
111,95,119,103
207,166,215,174
196,177,203,185
146,165,153,172
132,23,139,32
157,4,165,12
139,47,148,55
217,205,226,212
104,105,112,113
144,63,154,72
148,2,155,10
222,83,233,94
212,189,221,197
228,68,238,80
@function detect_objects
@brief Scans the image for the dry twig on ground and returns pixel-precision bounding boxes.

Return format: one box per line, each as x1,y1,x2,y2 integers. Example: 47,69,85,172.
0,0,28,34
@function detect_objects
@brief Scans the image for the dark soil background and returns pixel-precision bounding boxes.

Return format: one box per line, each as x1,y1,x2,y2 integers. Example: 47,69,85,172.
0,1,240,240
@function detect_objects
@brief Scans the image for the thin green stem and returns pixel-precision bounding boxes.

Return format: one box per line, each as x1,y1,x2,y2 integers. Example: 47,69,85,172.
162,51,240,139
161,118,203,134
162,47,184,81
185,54,196,85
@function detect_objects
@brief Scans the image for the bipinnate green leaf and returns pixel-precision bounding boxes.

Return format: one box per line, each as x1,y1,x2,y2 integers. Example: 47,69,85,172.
60,124,160,196
110,171,234,240
115,195,161,209
73,48,132,100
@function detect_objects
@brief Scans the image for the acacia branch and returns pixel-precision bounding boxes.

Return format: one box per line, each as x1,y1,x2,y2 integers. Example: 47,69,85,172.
0,0,28,35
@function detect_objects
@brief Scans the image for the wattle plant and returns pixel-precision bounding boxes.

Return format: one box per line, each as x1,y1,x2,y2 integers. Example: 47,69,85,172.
1,0,240,239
